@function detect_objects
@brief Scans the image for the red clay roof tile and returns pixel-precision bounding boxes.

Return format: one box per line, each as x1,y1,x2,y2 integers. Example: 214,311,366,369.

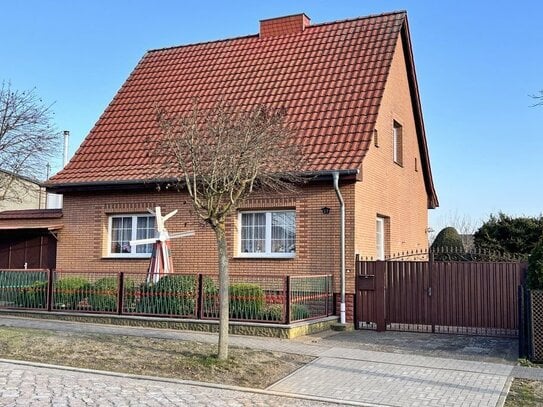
49,11,408,185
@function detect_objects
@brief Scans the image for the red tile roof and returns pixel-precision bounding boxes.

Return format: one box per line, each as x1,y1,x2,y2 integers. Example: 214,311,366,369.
48,10,436,207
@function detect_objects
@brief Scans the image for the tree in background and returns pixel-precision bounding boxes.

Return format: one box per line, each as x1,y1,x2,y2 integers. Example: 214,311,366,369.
473,213,543,256
0,82,60,202
431,227,464,251
531,90,543,106
428,210,479,245
527,239,543,289
156,102,303,360
430,226,465,260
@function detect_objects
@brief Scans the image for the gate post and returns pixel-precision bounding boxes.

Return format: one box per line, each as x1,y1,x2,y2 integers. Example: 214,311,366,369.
354,254,359,329
375,261,386,332
46,269,54,311
429,251,435,333
117,272,124,315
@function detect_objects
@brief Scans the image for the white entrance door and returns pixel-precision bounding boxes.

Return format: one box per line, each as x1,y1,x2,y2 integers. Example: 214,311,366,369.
376,217,385,260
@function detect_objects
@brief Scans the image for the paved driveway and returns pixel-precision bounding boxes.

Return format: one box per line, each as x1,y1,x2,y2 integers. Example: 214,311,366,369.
293,329,518,365
269,347,512,406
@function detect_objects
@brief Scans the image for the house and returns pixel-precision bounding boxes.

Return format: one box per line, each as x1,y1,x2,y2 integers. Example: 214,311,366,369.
0,170,47,211
46,11,438,323
0,171,61,269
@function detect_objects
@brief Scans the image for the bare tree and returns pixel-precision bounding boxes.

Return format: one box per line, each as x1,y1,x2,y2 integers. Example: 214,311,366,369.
531,90,543,106
0,82,60,202
156,102,303,359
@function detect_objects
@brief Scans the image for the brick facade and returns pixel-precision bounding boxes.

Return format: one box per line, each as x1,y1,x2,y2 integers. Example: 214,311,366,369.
354,35,430,262
57,182,357,294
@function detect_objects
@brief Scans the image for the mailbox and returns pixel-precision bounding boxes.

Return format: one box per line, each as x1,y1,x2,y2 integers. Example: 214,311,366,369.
358,274,375,290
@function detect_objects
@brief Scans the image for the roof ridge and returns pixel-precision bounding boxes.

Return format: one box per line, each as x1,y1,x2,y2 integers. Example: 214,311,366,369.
0,169,42,185
147,10,407,54
309,10,406,30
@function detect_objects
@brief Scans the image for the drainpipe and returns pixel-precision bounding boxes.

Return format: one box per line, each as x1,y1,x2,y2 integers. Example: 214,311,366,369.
332,172,346,325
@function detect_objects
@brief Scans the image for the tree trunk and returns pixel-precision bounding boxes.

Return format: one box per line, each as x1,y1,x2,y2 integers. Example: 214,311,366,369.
214,222,229,360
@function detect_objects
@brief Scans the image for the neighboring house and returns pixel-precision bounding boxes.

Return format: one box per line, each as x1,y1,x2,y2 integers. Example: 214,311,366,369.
46,11,438,322
0,170,47,211
0,171,63,270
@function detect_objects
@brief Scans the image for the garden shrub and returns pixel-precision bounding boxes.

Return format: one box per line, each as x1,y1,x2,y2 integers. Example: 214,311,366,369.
0,271,47,304
431,227,464,251
229,283,264,319
291,304,311,321
17,281,47,308
259,304,283,321
527,239,543,289
202,277,219,317
54,277,89,309
431,227,465,260
136,275,197,316
87,277,118,312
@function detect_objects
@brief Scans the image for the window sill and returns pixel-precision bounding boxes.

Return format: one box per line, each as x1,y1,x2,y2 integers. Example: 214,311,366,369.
234,254,296,260
103,255,152,260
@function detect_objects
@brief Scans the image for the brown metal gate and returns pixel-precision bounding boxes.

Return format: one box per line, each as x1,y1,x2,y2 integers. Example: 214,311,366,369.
356,257,526,337
0,231,57,270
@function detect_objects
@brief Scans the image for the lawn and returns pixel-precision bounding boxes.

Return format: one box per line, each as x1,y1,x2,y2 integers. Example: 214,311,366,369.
505,378,543,406
0,326,312,389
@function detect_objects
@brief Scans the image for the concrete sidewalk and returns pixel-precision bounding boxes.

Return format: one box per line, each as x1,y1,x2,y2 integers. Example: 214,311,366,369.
0,316,522,406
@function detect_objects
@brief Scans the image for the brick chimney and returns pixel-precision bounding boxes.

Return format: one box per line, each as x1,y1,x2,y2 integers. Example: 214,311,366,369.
259,13,310,38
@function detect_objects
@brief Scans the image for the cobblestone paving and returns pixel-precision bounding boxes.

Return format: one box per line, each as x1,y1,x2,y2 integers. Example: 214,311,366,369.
0,361,341,407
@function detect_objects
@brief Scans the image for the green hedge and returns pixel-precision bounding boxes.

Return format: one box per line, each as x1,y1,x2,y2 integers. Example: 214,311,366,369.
16,281,47,308
528,239,543,289
291,304,310,321
136,275,197,316
87,277,118,312
229,283,265,320
0,271,47,304
260,304,283,321
53,277,89,309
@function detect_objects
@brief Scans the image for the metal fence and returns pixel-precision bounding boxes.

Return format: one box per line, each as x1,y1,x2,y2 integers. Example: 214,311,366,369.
519,289,543,362
0,269,333,324
356,257,526,337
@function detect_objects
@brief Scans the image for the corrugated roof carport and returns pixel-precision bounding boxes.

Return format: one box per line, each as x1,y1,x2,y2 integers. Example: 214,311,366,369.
0,210,62,270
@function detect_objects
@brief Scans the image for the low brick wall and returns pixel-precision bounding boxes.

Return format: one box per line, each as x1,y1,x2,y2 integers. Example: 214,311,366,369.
0,309,338,339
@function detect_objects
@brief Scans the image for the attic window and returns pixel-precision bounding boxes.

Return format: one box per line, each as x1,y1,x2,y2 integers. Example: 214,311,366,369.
373,129,379,147
393,121,403,166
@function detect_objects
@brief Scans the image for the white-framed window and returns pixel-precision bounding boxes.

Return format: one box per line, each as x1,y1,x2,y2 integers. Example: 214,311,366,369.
238,210,296,258
393,120,403,166
376,216,385,260
108,214,156,258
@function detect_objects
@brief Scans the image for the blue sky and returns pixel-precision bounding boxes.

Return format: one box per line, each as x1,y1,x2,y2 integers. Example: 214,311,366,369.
1,0,541,230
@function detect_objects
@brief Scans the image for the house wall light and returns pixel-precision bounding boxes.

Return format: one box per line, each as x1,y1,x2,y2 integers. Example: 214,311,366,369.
321,206,330,215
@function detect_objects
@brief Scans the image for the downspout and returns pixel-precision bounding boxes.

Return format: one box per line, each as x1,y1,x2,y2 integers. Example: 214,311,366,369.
332,172,346,325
